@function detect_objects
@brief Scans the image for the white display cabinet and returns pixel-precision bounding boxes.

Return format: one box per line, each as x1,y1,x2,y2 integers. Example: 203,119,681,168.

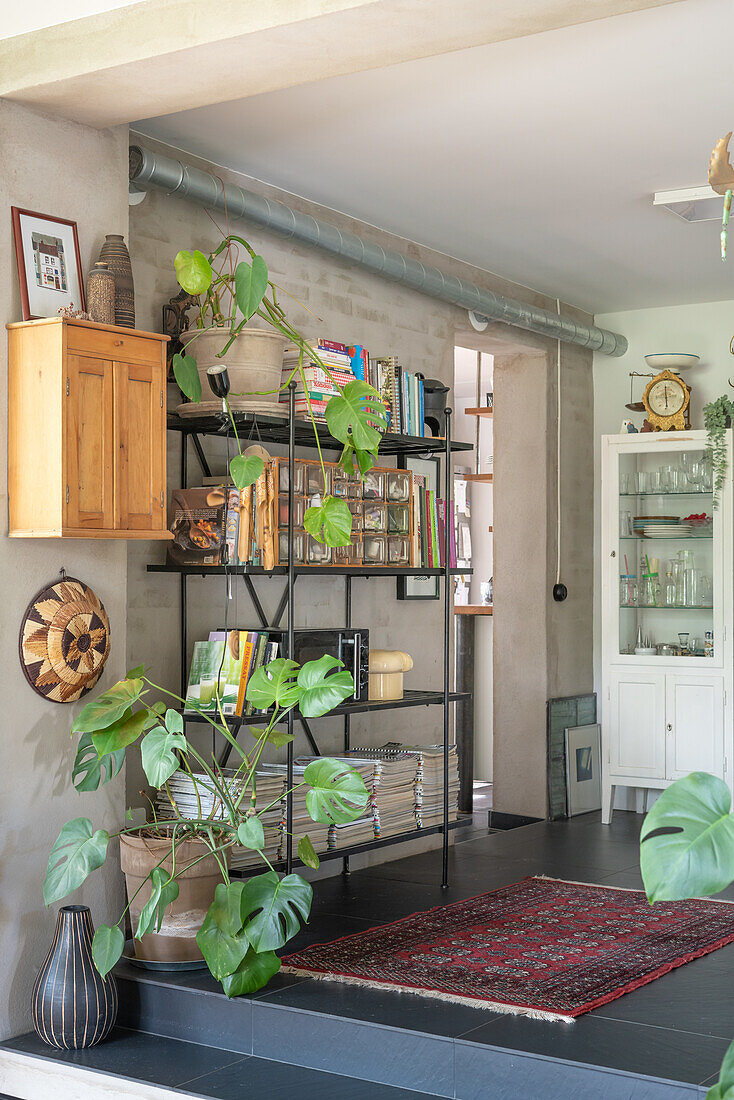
600,430,732,822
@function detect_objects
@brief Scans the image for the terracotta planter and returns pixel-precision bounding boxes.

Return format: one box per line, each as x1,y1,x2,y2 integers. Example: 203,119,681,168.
179,327,286,415
119,831,225,963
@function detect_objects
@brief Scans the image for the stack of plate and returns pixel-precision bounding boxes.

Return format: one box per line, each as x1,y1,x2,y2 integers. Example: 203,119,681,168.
633,514,677,534
643,524,692,539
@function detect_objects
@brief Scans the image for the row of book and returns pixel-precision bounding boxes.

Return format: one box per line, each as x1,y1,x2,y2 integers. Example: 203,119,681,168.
154,744,459,869
280,339,427,437
410,475,457,568
184,630,278,718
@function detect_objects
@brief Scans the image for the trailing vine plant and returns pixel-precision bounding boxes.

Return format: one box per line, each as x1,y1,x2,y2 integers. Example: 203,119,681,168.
703,395,734,508
44,658,368,997
172,238,388,547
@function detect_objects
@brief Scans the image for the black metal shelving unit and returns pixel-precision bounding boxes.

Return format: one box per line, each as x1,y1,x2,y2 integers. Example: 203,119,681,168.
150,384,473,886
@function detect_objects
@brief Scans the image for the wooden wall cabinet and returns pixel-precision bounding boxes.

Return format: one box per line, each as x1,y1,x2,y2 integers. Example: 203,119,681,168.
8,318,171,539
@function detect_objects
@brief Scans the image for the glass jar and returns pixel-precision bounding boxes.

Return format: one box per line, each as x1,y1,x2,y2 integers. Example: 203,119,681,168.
664,571,676,608
620,574,637,607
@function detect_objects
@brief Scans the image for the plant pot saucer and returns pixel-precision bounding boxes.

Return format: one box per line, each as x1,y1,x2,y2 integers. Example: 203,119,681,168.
123,941,207,972
174,399,289,418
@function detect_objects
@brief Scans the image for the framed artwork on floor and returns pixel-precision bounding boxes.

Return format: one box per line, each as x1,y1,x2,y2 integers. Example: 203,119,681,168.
397,455,441,600
564,723,602,816
12,207,85,320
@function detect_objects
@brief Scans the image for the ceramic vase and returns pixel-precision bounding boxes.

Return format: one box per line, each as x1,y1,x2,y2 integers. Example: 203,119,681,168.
98,234,134,328
86,261,115,325
32,905,117,1049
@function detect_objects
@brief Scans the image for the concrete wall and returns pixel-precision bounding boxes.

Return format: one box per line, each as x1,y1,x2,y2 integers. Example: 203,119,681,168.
592,299,734,806
128,137,596,820
0,100,129,1039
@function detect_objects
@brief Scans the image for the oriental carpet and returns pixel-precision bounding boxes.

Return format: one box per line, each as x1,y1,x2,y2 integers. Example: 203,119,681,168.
282,876,734,1022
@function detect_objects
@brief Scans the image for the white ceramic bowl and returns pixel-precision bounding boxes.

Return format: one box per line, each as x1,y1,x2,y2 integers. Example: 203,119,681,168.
644,353,700,371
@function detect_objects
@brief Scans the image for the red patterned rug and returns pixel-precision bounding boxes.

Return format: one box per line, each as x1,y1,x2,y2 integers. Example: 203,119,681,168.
282,877,734,1021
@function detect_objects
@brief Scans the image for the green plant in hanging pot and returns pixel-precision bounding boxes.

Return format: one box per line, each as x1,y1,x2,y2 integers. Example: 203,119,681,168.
703,395,734,507
44,657,368,996
171,237,387,549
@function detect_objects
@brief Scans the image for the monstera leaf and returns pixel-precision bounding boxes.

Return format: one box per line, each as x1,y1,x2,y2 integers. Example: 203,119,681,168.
173,352,202,403
234,256,268,321
303,757,369,824
136,866,180,939
141,726,188,788
91,707,149,757
221,945,281,998
230,453,264,490
241,871,312,952
237,817,265,851
248,725,294,750
43,818,109,905
298,835,320,869
72,731,125,792
297,655,354,718
174,249,213,295
325,381,386,474
72,678,145,736
245,658,300,712
640,772,734,902
303,496,352,547
196,882,250,981
705,1038,734,1100
91,924,125,980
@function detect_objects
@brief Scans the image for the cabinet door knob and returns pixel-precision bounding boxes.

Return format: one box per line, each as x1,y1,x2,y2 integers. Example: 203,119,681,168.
667,723,673,731
114,339,123,347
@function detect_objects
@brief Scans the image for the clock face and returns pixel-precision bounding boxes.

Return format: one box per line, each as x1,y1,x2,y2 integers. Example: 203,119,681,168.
647,377,686,416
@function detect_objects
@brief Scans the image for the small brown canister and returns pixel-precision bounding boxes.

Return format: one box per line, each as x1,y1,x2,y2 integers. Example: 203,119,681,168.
86,261,115,324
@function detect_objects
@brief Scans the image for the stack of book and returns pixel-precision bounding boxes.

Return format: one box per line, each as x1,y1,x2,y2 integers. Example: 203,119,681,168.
369,357,425,437
411,743,460,829
184,630,279,719
154,768,285,870
410,475,457,568
345,750,418,839
281,340,356,419
350,742,459,831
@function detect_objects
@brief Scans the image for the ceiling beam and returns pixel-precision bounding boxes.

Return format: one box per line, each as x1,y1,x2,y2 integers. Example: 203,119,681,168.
0,0,685,129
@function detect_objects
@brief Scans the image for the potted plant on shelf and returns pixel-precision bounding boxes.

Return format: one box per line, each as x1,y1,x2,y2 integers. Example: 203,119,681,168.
171,236,387,549
44,655,368,996
703,394,734,507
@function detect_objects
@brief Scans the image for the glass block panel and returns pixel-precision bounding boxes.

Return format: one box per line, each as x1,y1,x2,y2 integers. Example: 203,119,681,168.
363,534,386,564
387,470,410,502
363,502,387,532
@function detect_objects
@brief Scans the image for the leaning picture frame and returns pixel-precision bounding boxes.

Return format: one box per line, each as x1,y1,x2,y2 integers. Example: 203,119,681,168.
397,455,441,600
564,723,602,816
12,207,85,320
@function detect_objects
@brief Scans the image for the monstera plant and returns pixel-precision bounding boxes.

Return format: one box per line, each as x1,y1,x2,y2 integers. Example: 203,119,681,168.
641,772,734,1098
44,656,368,997
172,236,387,547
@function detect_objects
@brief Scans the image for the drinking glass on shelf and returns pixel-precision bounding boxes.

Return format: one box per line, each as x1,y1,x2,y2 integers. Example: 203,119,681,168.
619,511,632,536
701,456,714,492
620,473,631,495
678,632,690,654
635,471,648,494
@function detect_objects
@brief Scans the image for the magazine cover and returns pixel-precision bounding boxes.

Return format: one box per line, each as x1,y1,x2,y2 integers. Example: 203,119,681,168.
167,487,227,566
185,633,247,717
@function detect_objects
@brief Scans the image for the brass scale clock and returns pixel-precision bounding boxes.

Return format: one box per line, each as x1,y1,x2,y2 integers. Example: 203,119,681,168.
642,369,692,431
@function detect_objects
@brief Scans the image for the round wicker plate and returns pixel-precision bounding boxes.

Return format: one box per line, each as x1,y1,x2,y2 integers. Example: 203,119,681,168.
19,575,111,703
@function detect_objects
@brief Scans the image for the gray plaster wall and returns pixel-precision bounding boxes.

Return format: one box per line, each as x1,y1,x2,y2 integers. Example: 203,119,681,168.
0,100,129,1039
127,136,596,824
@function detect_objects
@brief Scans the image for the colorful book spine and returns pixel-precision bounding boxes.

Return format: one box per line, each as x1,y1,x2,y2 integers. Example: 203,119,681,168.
225,489,240,565
237,632,258,716
449,500,457,568
245,633,268,716
437,499,445,568
429,490,439,567
417,374,425,438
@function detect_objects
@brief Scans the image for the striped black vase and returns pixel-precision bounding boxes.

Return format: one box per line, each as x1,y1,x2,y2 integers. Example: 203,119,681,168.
32,905,117,1049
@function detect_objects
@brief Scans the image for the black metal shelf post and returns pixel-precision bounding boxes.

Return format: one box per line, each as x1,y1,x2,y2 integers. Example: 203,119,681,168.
162,397,471,885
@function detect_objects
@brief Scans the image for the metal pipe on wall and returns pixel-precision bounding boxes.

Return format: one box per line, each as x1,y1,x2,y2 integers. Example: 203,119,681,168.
128,145,627,357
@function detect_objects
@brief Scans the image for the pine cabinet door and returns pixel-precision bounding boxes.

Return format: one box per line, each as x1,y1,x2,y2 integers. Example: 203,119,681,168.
64,354,114,530
113,359,166,532
666,676,725,780
608,671,666,779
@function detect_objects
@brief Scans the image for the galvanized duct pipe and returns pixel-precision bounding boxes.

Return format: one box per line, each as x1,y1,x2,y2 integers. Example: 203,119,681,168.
129,145,627,356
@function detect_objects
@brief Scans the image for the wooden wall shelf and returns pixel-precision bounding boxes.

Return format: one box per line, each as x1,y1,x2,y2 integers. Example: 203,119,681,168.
465,407,493,417
464,473,493,483
454,605,493,616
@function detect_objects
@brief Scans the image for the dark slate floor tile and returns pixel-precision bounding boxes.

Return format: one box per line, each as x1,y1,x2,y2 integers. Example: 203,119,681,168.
455,1012,730,1085
117,974,253,1054
257,972,496,1037
591,942,734,1039
3,1028,245,1089
280,913,381,955
252,1001,455,1097
181,1055,443,1099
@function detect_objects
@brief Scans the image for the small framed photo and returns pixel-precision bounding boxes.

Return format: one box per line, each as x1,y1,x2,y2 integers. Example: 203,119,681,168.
11,207,85,320
397,455,441,600
564,724,602,816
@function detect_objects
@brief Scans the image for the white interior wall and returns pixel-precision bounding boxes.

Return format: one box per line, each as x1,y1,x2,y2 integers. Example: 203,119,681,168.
0,100,129,1040
593,297,734,807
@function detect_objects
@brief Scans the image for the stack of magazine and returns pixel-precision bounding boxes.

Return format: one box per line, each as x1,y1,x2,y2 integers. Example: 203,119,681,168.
184,630,279,719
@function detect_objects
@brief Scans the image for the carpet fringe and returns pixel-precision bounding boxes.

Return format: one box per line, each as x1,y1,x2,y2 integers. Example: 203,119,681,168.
279,967,576,1023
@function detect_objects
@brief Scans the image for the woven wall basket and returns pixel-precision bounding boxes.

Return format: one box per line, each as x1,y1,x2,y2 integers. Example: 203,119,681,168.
19,576,111,703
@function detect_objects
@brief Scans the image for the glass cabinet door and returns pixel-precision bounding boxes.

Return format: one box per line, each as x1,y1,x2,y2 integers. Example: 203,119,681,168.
617,443,716,661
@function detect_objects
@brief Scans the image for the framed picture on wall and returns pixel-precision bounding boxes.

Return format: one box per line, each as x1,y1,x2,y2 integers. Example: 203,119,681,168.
397,455,441,600
11,207,85,320
564,723,602,816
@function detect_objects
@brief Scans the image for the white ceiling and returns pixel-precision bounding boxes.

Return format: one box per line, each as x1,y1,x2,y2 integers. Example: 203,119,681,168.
134,0,734,315
0,0,142,40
